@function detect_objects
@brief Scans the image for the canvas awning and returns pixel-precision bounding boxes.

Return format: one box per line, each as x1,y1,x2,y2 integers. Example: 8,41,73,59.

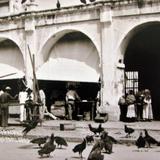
0,64,24,80
36,58,100,83
37,33,100,83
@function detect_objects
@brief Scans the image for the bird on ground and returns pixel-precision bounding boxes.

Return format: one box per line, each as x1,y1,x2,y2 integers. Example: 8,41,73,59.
88,123,104,136
135,132,146,150
100,131,113,154
124,125,134,137
54,136,68,149
90,138,104,153
89,0,96,2
30,136,49,147
38,133,56,158
101,132,118,144
73,138,87,158
56,0,61,9
80,0,87,4
22,118,41,136
85,135,94,144
21,0,27,4
144,129,160,148
87,147,104,160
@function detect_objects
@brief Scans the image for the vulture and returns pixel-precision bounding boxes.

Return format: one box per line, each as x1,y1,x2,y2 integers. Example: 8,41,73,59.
85,135,94,144
56,0,61,9
30,136,49,147
80,0,87,4
73,138,87,158
88,147,104,160
135,132,146,150
38,133,56,157
100,131,113,154
54,136,68,148
22,118,41,136
124,125,134,137
88,124,104,136
144,129,160,147
21,0,27,4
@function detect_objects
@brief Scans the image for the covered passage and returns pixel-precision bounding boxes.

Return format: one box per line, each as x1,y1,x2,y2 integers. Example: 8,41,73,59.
124,23,160,120
37,32,101,120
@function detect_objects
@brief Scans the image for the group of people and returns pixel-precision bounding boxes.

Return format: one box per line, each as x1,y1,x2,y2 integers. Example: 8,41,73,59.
118,89,153,122
0,83,82,128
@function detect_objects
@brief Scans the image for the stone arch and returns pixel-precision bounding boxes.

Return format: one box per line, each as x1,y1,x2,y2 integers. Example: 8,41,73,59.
37,29,100,83
38,28,100,65
0,36,25,79
119,21,160,120
119,21,160,58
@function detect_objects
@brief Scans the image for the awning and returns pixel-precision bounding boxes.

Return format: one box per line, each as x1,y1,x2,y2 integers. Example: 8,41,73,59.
36,58,100,83
37,34,100,83
0,64,24,80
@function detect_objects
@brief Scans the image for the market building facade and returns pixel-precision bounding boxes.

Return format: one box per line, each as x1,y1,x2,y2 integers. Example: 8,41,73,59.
1,0,160,120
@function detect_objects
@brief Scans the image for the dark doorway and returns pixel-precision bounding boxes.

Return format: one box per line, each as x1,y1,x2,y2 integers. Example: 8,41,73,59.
124,23,160,120
38,80,100,119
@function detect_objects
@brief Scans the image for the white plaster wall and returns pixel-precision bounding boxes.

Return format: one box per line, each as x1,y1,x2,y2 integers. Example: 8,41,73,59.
36,20,101,67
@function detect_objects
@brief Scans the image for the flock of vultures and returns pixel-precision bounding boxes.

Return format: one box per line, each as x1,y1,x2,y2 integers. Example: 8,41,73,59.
21,118,160,159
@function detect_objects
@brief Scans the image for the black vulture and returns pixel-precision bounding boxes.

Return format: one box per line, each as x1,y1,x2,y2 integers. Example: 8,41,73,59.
85,135,94,144
90,139,104,152
21,0,27,4
80,0,87,4
73,138,87,158
30,136,49,147
135,132,146,150
144,129,160,147
22,118,41,136
54,136,68,148
124,125,134,137
88,147,104,160
56,0,61,9
88,124,104,136
38,133,56,157
100,131,113,154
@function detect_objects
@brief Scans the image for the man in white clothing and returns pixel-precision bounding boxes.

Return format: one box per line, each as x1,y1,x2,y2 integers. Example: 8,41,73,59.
18,89,27,122
39,89,57,120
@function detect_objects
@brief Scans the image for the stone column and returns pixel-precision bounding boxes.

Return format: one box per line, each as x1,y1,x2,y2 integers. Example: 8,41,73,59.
99,6,119,121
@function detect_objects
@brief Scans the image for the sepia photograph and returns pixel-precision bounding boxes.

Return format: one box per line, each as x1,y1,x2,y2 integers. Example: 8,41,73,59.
0,0,159,159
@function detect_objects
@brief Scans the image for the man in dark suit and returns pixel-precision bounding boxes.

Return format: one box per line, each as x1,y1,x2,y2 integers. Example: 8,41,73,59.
0,86,17,127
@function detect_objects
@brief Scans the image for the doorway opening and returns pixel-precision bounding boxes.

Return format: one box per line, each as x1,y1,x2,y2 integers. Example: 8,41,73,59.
124,23,160,120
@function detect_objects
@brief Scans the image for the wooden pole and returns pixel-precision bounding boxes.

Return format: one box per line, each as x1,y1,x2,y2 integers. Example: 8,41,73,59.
27,45,40,102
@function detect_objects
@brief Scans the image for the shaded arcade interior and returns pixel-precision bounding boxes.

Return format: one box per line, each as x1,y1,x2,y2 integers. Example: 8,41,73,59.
124,23,160,120
38,80,100,120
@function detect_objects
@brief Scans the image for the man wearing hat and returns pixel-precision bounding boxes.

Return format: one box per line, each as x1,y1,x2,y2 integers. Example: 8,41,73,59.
0,86,17,127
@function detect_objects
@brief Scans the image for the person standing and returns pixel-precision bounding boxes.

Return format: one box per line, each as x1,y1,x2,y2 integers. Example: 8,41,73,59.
65,85,81,120
18,88,27,122
126,90,136,120
25,88,34,121
0,86,17,127
39,89,57,120
118,94,128,122
39,89,46,120
135,90,145,121
143,89,153,121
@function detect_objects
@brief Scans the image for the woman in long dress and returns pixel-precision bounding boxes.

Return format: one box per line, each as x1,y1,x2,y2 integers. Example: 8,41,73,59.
126,90,136,119
143,90,153,121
